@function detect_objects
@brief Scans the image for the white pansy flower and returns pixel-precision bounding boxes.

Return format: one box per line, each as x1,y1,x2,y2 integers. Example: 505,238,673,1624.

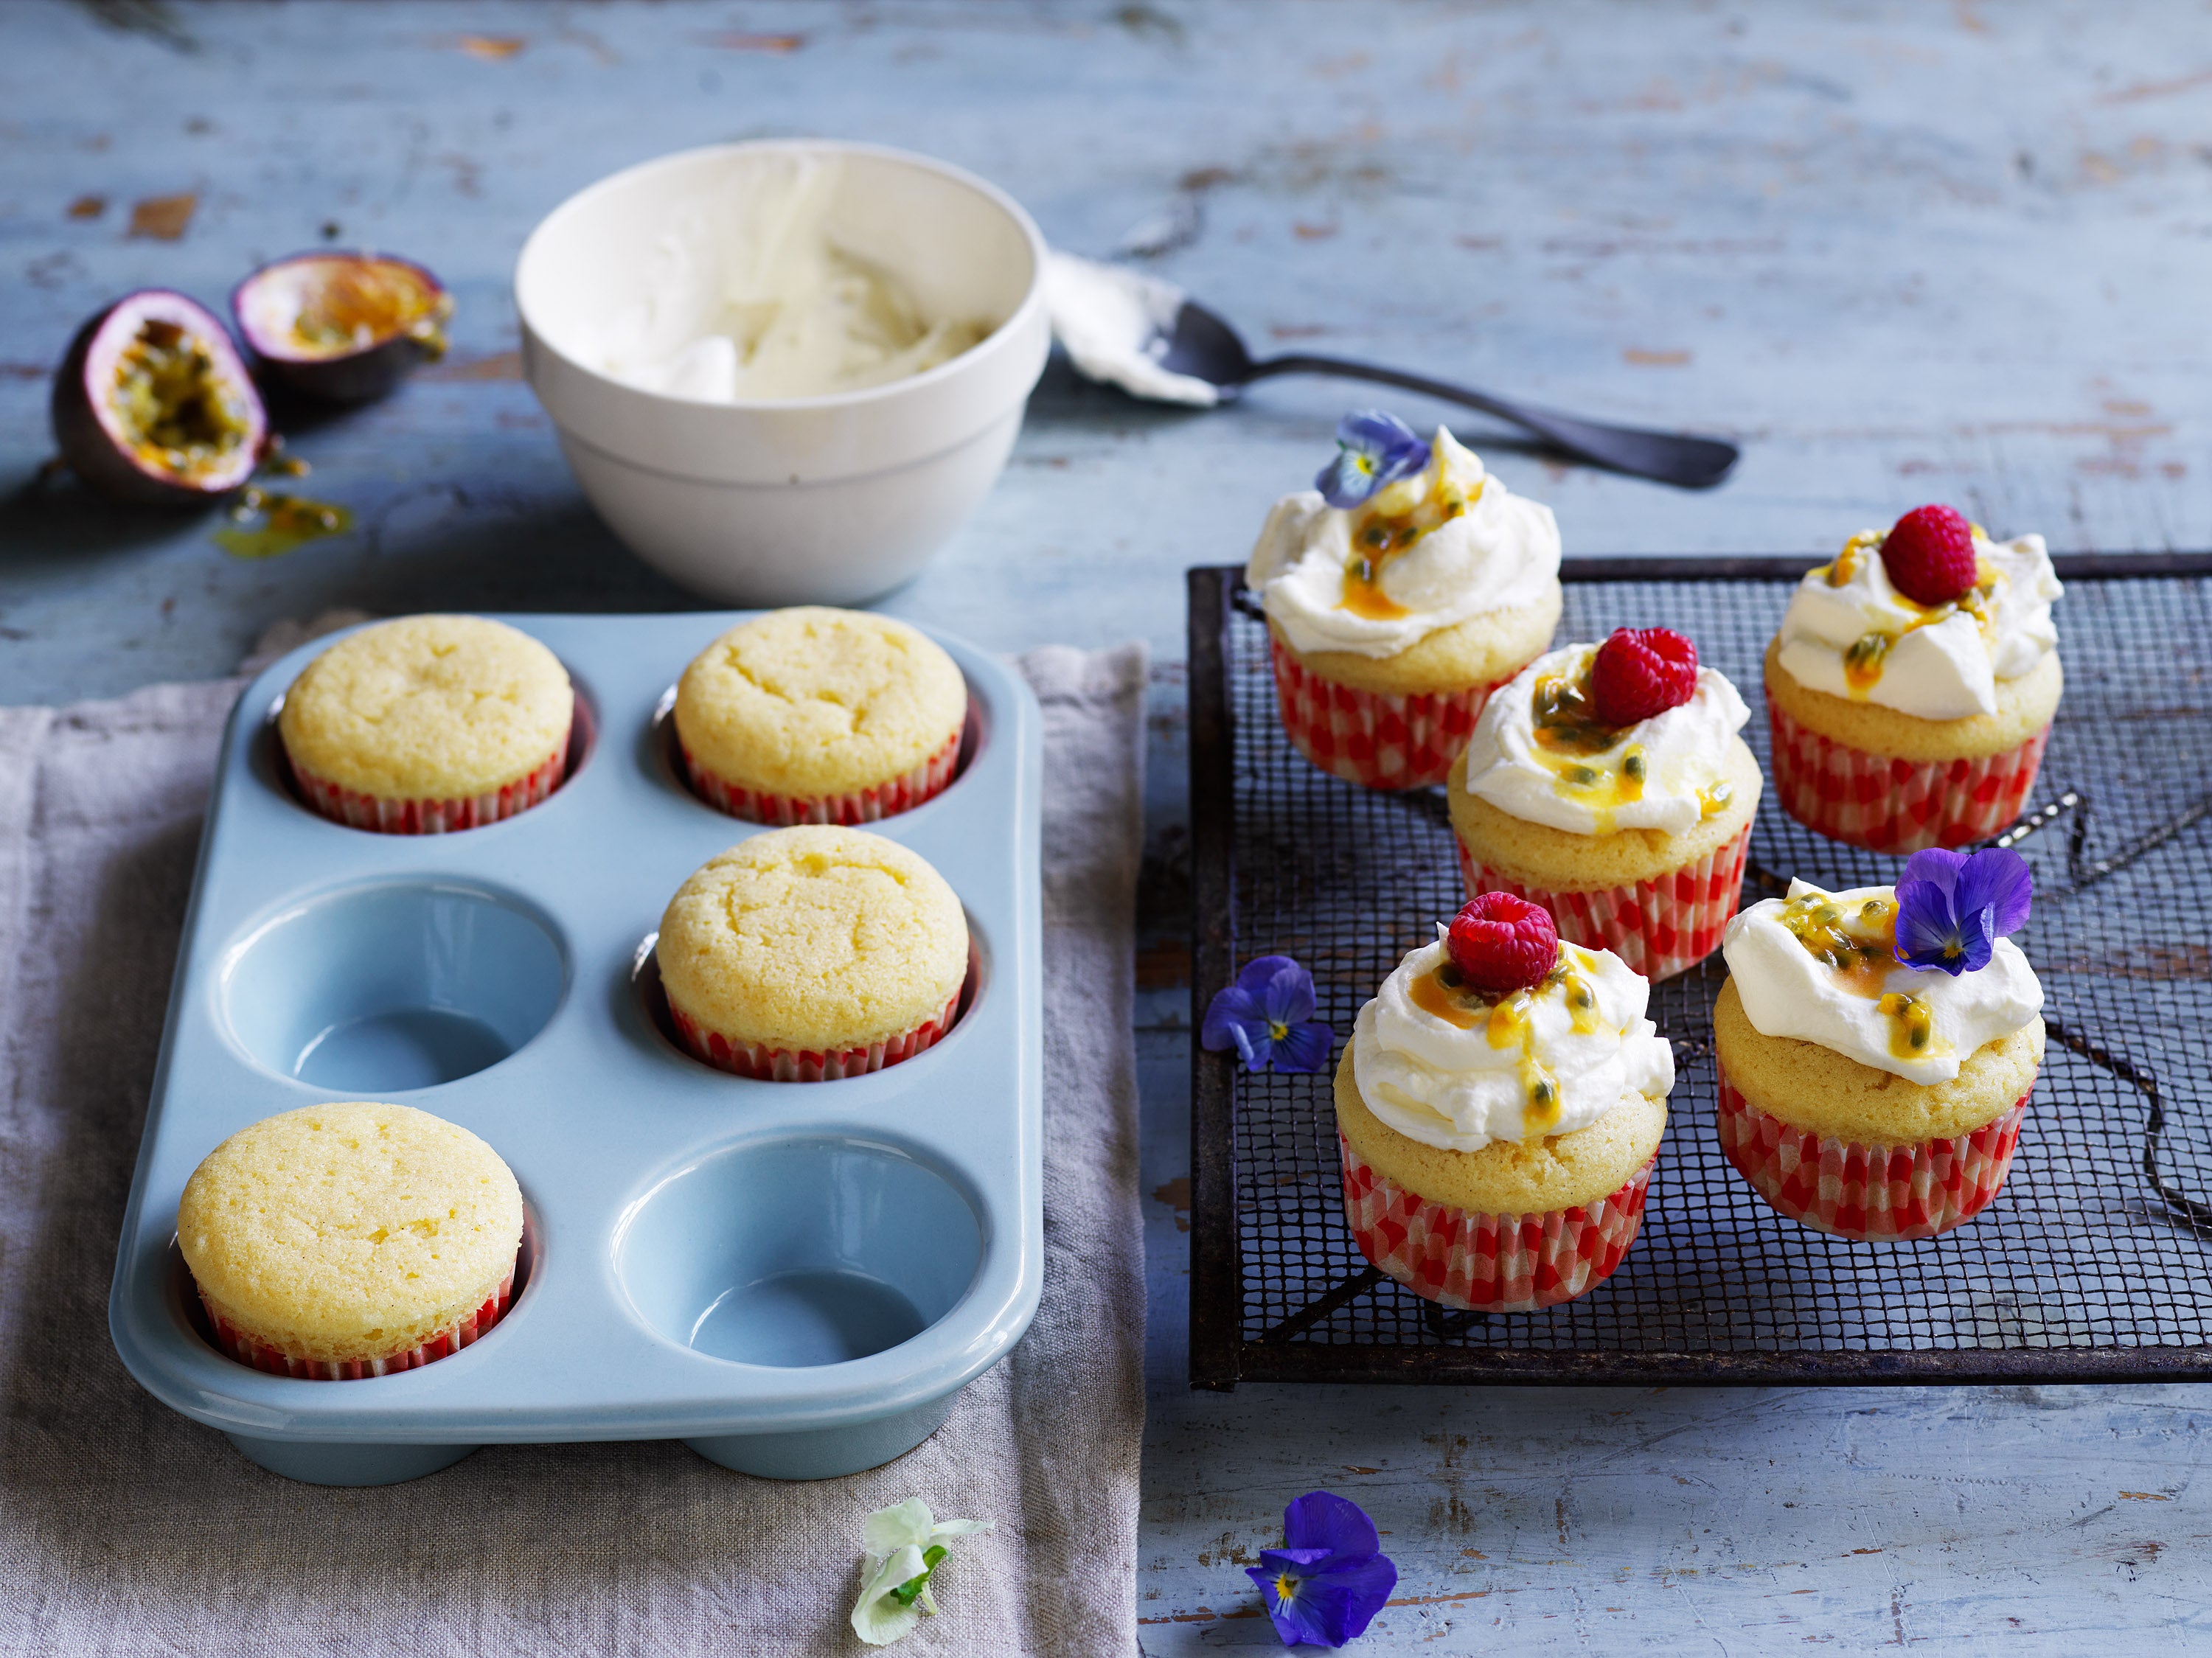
849,1497,993,1646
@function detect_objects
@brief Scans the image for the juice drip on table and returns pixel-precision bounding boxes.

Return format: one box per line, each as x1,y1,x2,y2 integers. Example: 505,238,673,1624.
1777,889,1950,1062
1408,950,1604,1135
1817,529,2008,698
1528,656,1647,834
212,446,354,560
1337,471,1484,621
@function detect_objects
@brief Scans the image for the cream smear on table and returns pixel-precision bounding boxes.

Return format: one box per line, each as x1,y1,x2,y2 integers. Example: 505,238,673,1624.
1043,251,1220,406
591,156,991,402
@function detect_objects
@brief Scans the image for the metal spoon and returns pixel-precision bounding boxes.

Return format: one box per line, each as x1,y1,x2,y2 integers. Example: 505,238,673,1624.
1155,297,1739,490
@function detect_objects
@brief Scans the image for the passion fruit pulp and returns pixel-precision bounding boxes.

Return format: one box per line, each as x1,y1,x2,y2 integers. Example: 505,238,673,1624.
51,290,268,506
232,251,451,403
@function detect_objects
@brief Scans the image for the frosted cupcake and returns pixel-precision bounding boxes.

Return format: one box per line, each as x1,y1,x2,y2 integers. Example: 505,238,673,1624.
1766,504,2062,852
279,615,574,833
675,607,967,826
658,825,969,1081
1246,411,1562,790
1337,893,1673,1312
1450,627,1760,980
178,1102,524,1380
1714,848,2043,1241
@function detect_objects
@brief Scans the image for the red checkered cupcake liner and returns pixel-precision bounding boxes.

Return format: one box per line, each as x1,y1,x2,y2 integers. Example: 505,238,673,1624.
669,982,963,1082
1339,1131,1655,1312
682,726,963,826
1766,700,2049,854
1269,634,1517,790
1714,1066,2028,1241
201,1266,516,1381
1455,820,1752,981
288,731,569,835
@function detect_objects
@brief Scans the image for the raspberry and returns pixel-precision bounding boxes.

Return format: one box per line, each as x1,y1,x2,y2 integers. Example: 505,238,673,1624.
1588,627,1699,726
1445,892,1559,995
1879,504,1978,606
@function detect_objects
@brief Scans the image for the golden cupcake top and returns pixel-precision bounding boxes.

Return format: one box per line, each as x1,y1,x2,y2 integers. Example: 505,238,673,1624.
1243,415,1561,663
279,615,573,800
674,607,967,798
178,1101,524,1364
1775,504,2061,721
1350,894,1673,1157
658,825,968,1053
1459,630,1750,838
1719,851,2042,1086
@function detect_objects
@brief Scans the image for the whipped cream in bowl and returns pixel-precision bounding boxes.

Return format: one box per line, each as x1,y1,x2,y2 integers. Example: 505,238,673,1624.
515,139,1049,605
1461,643,1750,837
1722,879,2043,1084
1352,929,1674,1154
1245,429,1561,661
1775,529,2062,720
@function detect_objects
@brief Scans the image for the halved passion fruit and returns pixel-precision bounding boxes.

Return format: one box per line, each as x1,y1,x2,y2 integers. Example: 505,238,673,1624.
232,251,451,403
51,290,268,506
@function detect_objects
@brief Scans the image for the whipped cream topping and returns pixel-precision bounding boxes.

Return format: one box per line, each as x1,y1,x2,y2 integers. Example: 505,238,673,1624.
1723,879,2043,1084
1461,643,1750,837
1775,529,2062,720
1245,429,1562,659
1352,930,1674,1154
1043,252,1220,407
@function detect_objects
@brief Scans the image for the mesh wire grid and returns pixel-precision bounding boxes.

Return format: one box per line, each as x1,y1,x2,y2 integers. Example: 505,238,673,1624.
1186,560,2212,1387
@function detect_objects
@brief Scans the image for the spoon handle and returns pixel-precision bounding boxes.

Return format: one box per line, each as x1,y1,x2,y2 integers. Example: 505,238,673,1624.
1245,352,1739,490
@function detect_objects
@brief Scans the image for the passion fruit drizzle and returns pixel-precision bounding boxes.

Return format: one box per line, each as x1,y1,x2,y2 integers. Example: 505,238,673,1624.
1832,547,2008,697
1816,530,1883,590
1409,948,1604,1136
1338,469,1483,620
113,318,255,484
1876,991,1938,1060
1527,657,1647,832
1777,890,1954,1061
289,262,451,360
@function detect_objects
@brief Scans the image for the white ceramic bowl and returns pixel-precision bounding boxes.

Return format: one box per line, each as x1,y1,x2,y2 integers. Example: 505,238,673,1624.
516,140,1048,605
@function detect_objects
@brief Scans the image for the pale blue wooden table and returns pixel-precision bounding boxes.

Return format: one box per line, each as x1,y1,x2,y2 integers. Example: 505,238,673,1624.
4,3,2208,1650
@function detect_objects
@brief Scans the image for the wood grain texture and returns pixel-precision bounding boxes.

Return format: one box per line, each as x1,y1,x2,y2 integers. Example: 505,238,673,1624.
4,0,2209,1648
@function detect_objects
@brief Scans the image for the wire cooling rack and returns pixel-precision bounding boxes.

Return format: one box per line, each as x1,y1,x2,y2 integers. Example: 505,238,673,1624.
1187,555,2212,1388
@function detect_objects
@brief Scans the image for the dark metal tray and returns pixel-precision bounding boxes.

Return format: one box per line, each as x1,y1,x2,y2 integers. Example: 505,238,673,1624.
1188,554,2212,1388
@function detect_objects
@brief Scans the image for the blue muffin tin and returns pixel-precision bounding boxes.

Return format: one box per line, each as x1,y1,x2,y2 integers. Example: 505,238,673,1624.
108,614,1042,1487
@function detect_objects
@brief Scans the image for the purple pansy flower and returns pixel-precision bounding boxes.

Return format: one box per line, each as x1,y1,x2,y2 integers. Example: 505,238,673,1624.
1893,847,2034,976
1315,411,1429,509
1202,955,1332,1074
1246,1491,1397,1648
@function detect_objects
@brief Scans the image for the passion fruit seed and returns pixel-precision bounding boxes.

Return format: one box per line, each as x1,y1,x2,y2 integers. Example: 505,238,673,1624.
50,289,266,506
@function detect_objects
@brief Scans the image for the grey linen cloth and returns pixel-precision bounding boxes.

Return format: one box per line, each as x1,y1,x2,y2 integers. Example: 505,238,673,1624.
0,644,1147,1658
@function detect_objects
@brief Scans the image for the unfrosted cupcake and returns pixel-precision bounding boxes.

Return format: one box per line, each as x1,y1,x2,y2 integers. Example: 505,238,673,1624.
658,825,969,1081
1450,628,1760,980
1337,893,1673,1313
178,1102,524,1380
1765,504,2062,852
675,608,967,826
1246,411,1562,790
279,615,574,833
1714,849,2043,1241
